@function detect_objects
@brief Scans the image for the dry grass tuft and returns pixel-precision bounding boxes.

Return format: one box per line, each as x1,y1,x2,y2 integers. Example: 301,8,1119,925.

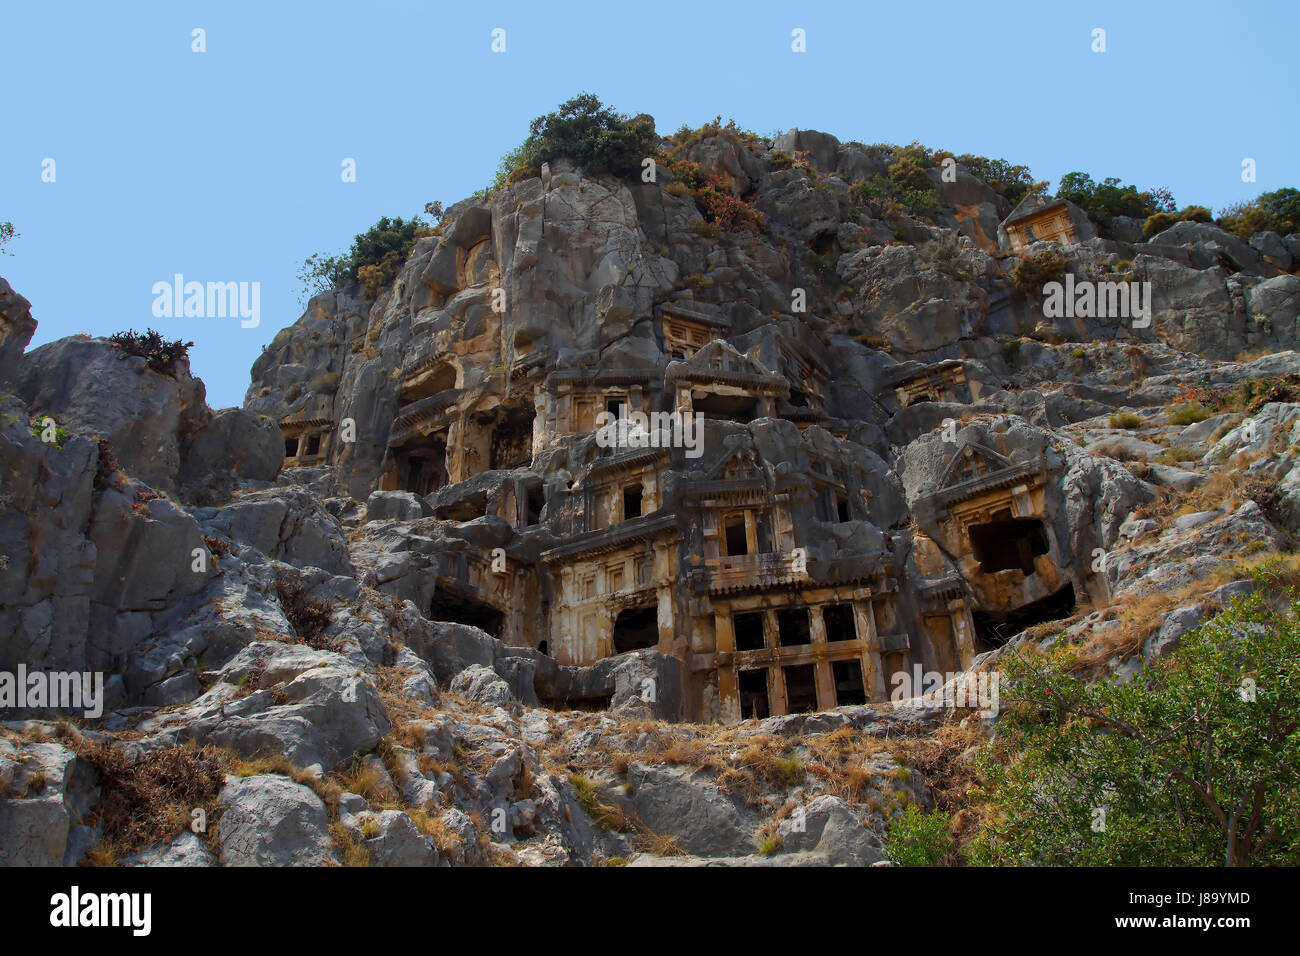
328,820,371,867
636,831,686,857
568,773,631,831
80,741,231,861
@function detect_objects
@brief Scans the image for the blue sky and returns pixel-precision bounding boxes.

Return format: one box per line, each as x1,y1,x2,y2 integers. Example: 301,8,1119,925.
3,0,1295,408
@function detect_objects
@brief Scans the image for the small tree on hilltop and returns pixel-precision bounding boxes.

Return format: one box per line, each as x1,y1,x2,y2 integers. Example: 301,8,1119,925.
492,93,658,190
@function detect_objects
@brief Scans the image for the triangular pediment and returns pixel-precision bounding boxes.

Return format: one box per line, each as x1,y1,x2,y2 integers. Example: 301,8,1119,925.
706,445,765,482
681,340,771,378
1002,191,1067,228
939,442,1013,489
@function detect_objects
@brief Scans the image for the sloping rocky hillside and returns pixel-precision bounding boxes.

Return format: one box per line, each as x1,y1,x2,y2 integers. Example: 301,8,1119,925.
2,114,1298,866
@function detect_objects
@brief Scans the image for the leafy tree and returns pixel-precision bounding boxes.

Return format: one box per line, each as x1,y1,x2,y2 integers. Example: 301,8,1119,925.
1056,172,1171,227
492,93,658,191
888,143,934,192
298,212,439,304
956,155,1044,205
1056,171,1097,209
1259,187,1300,233
296,253,350,305
0,220,16,255
974,576,1300,866
1218,187,1300,240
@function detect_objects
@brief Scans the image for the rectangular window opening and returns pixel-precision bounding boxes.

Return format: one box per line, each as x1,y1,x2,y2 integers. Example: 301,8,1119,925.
738,669,771,721
823,604,857,642
623,483,643,520
777,608,811,646
831,660,867,706
733,611,766,651
723,515,749,556
783,664,818,714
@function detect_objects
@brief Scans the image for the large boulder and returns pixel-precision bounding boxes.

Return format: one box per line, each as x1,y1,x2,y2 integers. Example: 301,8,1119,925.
179,407,283,501
340,808,438,866
197,487,353,576
0,742,100,866
216,774,336,866
624,763,758,856
18,337,207,492
139,641,391,770
775,794,885,865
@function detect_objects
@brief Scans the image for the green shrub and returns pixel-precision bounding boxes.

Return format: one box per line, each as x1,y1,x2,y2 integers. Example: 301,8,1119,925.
919,237,966,278
29,415,70,449
567,774,629,831
1165,401,1212,426
1142,212,1178,238
973,575,1300,866
299,212,438,304
1156,447,1201,464
773,756,805,787
1011,250,1068,296
109,328,195,377
886,804,953,866
887,143,933,192
1108,410,1143,429
667,116,766,155
1143,205,1214,238
849,144,941,219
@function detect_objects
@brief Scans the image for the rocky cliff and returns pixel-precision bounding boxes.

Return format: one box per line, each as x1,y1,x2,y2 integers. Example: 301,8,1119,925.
2,119,1298,867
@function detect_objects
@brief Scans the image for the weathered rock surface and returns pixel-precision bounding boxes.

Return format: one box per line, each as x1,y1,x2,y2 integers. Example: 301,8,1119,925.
216,773,337,866
2,116,1298,867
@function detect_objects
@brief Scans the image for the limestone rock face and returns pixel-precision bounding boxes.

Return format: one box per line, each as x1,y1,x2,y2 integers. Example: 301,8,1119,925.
0,276,36,387
0,741,99,866
3,117,1299,868
180,408,283,501
18,338,206,492
139,641,392,769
